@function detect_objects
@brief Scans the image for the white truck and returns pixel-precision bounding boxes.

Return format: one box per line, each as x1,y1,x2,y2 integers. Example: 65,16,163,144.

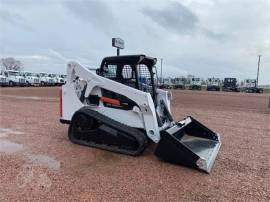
162,77,174,89
4,70,26,86
241,79,263,93
48,73,58,86
23,71,40,86
206,78,221,91
189,77,202,90
0,71,8,87
174,77,186,89
48,73,65,86
38,72,54,86
58,74,66,86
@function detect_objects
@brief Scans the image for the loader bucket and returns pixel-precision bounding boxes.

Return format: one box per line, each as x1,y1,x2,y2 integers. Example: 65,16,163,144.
155,117,221,173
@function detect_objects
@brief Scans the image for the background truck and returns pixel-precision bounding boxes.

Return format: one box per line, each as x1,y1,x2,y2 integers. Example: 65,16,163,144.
48,73,60,86
174,77,186,89
23,71,40,86
222,78,240,92
207,77,221,91
58,74,66,86
189,77,202,90
38,72,54,86
241,79,263,93
163,77,175,89
0,71,8,87
4,70,26,86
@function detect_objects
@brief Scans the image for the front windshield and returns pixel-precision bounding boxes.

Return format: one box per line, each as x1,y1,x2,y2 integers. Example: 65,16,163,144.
25,72,33,76
40,73,47,77
9,71,20,76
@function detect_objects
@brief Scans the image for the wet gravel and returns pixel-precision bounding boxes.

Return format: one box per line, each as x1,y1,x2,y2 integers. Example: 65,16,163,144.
0,87,269,201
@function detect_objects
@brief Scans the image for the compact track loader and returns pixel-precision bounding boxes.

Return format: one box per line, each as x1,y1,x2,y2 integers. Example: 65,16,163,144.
60,55,221,173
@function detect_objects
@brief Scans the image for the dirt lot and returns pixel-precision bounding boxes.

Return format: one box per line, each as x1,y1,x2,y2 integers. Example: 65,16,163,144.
0,87,269,201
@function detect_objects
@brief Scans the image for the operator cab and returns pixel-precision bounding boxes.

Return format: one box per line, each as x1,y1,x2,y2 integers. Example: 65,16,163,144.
98,55,157,99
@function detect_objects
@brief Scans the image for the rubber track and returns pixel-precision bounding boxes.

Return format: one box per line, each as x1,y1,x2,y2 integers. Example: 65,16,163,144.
69,106,148,155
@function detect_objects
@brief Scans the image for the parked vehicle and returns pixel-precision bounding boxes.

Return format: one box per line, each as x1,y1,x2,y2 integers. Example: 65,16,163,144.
23,71,40,86
38,72,54,86
162,78,175,89
58,74,66,86
0,71,8,87
189,77,202,90
4,70,26,86
49,73,61,86
206,78,221,91
222,78,240,92
174,77,186,89
241,79,263,93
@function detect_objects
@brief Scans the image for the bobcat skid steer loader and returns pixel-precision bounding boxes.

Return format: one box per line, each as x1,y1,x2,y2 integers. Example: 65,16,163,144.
60,55,221,173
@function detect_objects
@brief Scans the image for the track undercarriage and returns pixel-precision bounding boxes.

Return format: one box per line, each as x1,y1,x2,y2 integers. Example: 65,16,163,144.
68,107,148,155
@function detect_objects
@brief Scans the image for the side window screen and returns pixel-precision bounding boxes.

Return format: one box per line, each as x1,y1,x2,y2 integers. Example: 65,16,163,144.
103,64,117,78
137,64,153,95
122,65,133,79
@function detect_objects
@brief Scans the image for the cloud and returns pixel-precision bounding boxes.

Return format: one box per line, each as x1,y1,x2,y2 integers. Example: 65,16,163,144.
0,8,24,25
63,0,116,33
201,28,228,40
48,49,68,62
0,7,33,31
0,54,49,60
142,2,229,41
16,55,49,60
142,2,199,35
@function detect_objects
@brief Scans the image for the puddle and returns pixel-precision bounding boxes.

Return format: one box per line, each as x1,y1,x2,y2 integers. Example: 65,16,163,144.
0,139,24,153
0,128,24,138
27,154,60,171
0,95,57,101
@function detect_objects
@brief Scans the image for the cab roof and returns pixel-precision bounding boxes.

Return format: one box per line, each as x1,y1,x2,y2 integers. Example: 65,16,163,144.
101,55,157,67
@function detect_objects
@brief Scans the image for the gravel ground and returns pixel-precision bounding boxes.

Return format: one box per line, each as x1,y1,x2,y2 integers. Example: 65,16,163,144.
0,87,269,201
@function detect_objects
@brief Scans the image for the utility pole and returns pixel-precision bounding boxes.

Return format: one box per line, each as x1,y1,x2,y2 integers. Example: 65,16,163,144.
160,58,163,84
256,55,261,88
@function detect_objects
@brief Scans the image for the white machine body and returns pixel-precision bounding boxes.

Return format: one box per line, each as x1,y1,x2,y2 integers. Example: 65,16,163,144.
61,62,172,143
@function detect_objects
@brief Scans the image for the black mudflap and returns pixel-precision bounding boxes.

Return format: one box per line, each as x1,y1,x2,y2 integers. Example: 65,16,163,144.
155,116,221,173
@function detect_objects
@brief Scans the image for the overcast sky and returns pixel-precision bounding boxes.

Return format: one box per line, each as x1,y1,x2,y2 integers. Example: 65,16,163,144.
0,0,269,84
